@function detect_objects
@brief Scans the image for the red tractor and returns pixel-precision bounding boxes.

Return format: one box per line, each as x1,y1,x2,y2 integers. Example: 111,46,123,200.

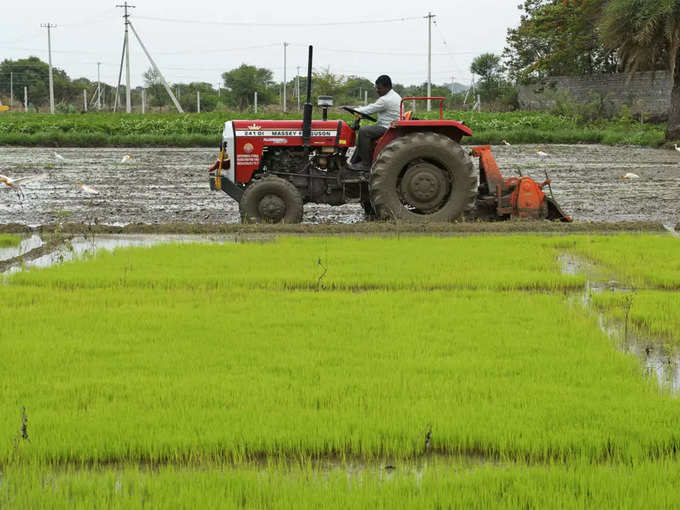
208,46,570,224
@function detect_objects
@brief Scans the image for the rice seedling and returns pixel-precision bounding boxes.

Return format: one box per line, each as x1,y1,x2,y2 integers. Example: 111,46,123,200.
0,234,21,248
565,235,680,289
0,239,678,465
2,234,679,507
3,459,680,509
6,236,584,292
592,291,680,343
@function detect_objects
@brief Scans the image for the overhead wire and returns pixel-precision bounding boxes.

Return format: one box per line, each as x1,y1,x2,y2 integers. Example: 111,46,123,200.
134,15,424,27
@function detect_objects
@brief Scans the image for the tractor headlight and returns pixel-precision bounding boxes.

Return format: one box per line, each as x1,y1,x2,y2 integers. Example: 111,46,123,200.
317,95,333,107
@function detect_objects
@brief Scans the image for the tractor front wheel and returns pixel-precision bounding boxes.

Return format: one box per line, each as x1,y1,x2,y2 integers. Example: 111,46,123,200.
239,176,303,223
370,132,477,222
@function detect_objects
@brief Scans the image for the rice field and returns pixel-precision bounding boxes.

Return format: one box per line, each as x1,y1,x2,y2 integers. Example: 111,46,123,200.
1,234,679,507
0,234,20,248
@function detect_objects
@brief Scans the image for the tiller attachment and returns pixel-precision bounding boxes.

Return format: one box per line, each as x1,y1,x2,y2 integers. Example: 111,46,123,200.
472,146,571,222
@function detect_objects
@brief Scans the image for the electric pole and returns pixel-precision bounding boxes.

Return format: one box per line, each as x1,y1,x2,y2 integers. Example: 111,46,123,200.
9,72,13,108
96,62,102,110
283,42,289,113
41,23,57,114
425,12,435,111
116,2,135,113
296,65,301,111
450,74,455,95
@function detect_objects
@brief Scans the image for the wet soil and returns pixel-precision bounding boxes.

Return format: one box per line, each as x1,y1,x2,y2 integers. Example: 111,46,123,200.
0,145,678,228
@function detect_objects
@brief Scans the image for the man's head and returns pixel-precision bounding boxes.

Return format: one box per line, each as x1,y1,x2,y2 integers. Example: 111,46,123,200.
375,75,392,97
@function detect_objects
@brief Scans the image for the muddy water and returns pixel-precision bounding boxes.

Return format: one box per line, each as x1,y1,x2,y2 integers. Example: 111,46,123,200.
0,145,678,226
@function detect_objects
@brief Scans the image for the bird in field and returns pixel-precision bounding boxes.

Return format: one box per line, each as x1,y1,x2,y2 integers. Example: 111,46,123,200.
54,152,66,163
76,181,100,195
674,144,680,153
0,173,48,199
501,139,511,146
120,154,133,164
620,172,640,179
536,149,550,157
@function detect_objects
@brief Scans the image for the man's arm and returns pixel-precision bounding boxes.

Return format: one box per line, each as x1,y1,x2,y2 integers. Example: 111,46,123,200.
356,96,387,115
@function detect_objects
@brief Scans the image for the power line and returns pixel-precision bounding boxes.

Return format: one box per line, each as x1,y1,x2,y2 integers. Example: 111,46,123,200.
134,14,423,27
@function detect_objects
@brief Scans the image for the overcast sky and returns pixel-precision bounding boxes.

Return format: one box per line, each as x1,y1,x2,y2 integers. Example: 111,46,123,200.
2,1,522,89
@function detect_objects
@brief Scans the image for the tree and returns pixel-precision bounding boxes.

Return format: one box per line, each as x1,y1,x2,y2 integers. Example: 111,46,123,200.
143,67,167,109
0,57,79,109
504,0,617,83
471,53,503,98
176,82,219,112
601,0,680,139
222,64,274,110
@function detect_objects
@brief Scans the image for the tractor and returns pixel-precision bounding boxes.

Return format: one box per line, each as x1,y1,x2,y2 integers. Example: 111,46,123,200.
208,46,571,224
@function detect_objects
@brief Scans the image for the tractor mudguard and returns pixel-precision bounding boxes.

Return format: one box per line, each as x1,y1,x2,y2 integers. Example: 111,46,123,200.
373,121,473,163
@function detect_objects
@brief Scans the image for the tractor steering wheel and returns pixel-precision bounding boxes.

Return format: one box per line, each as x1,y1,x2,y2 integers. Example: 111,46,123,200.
342,106,377,123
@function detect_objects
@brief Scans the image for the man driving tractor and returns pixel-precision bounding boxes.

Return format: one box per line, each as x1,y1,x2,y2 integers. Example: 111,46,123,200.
347,75,402,171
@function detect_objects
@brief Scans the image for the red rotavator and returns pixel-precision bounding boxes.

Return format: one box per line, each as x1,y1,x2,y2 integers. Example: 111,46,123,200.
208,46,571,224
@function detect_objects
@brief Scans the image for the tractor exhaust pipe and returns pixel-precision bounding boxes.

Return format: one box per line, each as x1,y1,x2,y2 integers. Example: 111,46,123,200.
302,45,313,147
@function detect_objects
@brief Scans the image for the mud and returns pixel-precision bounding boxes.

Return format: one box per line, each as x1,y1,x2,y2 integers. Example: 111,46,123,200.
0,145,678,227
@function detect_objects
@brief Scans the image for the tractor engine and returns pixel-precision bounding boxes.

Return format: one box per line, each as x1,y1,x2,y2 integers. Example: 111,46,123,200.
259,146,348,205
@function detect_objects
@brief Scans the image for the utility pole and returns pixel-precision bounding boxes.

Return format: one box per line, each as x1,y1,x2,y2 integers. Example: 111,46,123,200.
96,62,102,110
9,72,13,108
83,90,88,112
116,2,135,113
425,12,435,111
141,88,146,113
24,86,28,112
197,90,200,113
254,91,258,114
296,65,300,111
450,75,455,95
283,42,289,113
41,23,57,114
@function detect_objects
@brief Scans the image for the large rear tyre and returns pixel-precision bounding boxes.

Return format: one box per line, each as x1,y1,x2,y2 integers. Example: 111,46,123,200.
239,176,303,224
370,132,477,222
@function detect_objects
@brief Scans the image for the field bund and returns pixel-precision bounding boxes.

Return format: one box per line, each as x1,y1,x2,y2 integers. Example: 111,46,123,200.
1,234,680,507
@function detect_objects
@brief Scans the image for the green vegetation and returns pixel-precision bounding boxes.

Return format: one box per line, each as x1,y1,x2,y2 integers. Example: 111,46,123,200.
565,234,680,289
0,111,664,147
0,234,21,248
4,460,680,509
592,291,680,343
1,234,679,506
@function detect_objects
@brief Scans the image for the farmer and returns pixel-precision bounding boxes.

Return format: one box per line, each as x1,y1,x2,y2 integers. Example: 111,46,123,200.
347,75,402,171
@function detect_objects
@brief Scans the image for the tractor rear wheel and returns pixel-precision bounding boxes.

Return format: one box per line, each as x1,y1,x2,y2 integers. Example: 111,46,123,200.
239,175,303,223
370,132,477,222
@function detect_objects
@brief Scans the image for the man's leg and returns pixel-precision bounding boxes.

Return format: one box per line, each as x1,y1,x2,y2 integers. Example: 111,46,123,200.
357,125,387,167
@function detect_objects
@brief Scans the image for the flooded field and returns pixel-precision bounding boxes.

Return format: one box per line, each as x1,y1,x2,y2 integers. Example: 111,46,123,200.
0,145,678,227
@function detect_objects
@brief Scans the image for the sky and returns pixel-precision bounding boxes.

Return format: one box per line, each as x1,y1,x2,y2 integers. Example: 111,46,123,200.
1,1,523,89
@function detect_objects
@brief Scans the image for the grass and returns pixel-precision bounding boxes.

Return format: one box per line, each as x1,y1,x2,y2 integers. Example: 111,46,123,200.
0,234,21,248
0,111,665,147
2,233,680,506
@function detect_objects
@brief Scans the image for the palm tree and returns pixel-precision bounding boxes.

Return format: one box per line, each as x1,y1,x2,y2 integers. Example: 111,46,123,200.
601,0,680,140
